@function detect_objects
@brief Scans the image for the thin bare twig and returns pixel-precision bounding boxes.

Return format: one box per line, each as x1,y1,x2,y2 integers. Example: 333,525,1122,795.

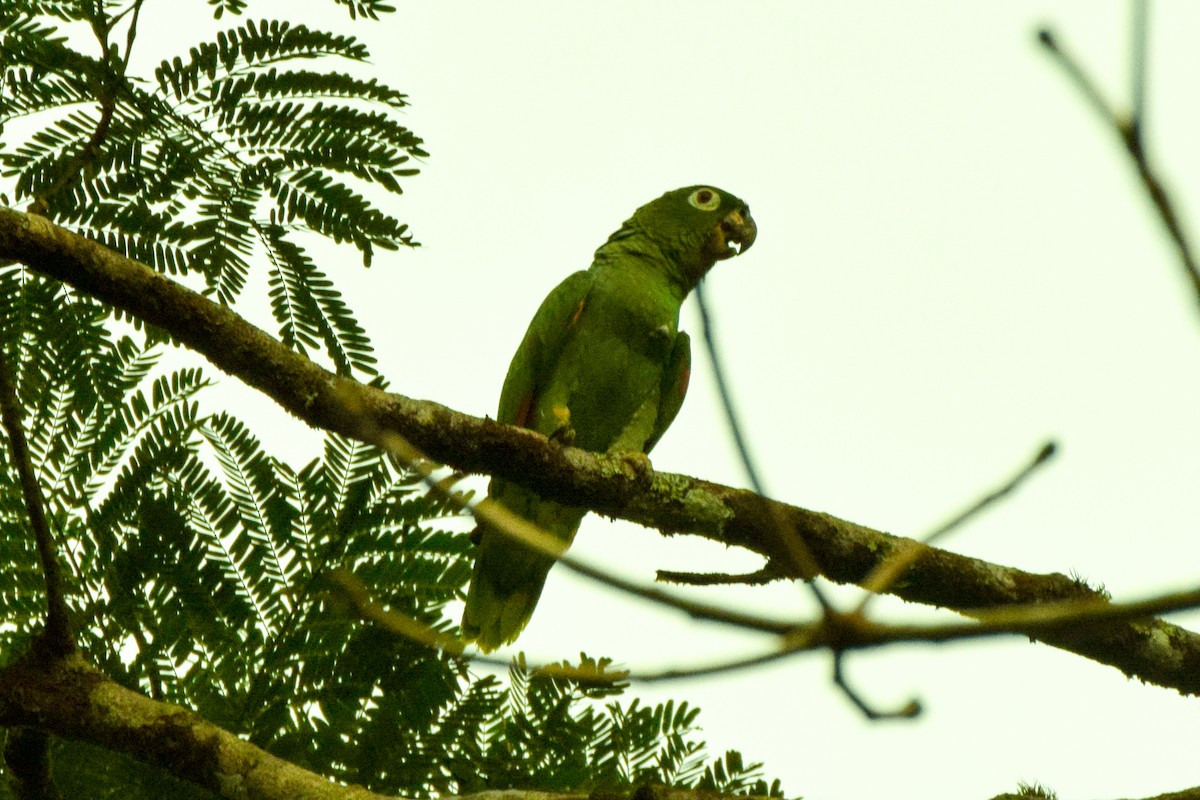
695,283,828,597
1130,0,1149,152
325,569,636,686
693,284,768,498
855,441,1057,613
1038,13,1200,311
0,351,73,656
656,566,783,586
696,275,1045,719
324,569,468,656
118,0,147,72
624,580,1200,684
833,651,920,721
333,530,1200,689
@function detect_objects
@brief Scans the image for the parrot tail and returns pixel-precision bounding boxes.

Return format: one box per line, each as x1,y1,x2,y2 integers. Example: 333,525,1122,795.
461,486,586,651
461,526,555,652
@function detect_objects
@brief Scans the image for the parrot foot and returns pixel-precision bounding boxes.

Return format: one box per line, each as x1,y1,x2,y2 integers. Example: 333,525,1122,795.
617,451,653,480
548,405,576,446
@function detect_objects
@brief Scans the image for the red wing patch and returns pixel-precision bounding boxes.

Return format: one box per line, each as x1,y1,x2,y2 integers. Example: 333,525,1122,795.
569,298,586,328
513,391,536,429
675,367,691,399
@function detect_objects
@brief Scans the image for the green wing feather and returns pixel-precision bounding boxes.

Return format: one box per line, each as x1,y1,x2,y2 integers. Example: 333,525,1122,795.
644,330,690,454
496,270,592,429
462,271,593,651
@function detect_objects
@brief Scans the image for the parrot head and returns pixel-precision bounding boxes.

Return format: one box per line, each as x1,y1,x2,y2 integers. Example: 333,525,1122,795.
610,185,757,288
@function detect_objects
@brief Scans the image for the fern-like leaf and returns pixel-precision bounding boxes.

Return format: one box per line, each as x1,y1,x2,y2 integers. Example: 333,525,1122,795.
264,225,375,375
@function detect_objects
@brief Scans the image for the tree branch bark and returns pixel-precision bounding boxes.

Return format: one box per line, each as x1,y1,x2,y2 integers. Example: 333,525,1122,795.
0,652,780,800
0,652,387,800
3,206,1200,701
3,727,61,800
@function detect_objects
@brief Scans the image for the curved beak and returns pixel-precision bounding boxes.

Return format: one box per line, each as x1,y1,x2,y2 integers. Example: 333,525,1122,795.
716,207,757,259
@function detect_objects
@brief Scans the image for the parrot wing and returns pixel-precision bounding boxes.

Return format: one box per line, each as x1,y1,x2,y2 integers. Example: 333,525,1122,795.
464,270,594,651
644,330,690,454
496,270,594,431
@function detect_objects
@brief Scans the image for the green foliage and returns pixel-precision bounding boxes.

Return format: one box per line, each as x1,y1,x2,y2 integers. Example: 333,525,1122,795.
452,656,783,796
1013,782,1059,800
1,1,425,375
0,2,783,798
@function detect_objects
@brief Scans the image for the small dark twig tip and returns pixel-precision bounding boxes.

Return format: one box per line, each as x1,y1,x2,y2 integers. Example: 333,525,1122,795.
833,652,923,722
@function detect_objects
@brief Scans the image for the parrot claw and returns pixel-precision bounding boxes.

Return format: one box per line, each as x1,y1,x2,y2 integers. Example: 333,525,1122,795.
617,451,653,480
548,425,576,446
548,405,576,445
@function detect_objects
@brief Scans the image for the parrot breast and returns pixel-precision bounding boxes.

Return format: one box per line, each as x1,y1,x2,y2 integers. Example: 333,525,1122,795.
535,266,680,454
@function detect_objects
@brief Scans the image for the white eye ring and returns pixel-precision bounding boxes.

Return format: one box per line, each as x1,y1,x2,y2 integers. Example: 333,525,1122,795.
688,188,721,211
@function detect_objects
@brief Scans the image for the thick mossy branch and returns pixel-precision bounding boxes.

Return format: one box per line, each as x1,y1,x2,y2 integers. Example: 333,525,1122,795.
0,654,782,800
0,653,395,800
4,207,1200,696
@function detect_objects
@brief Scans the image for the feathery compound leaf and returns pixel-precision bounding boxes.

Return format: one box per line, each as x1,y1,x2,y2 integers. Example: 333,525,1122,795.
190,193,256,303
0,14,102,87
155,20,369,101
331,0,397,20
207,0,249,19
1,1,84,21
87,227,195,276
268,167,412,265
4,7,423,370
264,225,376,375
200,414,300,617
215,68,411,111
0,69,92,122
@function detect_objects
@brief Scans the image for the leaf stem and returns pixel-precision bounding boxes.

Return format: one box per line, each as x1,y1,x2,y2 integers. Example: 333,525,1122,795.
0,350,74,656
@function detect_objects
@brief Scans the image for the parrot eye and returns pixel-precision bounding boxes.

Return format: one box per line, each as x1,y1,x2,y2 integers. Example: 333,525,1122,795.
688,188,721,211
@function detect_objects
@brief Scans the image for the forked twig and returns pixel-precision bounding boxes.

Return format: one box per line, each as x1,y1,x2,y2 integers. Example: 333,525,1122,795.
694,283,828,598
833,651,920,721
1038,6,1200,312
855,442,1057,614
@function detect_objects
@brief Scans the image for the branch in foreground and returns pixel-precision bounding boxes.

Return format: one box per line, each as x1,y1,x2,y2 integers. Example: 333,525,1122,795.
0,649,774,800
626,583,1200,683
0,652,386,800
4,208,1200,696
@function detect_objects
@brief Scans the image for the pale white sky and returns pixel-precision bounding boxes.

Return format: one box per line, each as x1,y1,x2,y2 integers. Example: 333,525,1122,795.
131,2,1200,798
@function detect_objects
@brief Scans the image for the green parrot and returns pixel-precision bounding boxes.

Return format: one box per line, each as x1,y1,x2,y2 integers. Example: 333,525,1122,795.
461,185,757,651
